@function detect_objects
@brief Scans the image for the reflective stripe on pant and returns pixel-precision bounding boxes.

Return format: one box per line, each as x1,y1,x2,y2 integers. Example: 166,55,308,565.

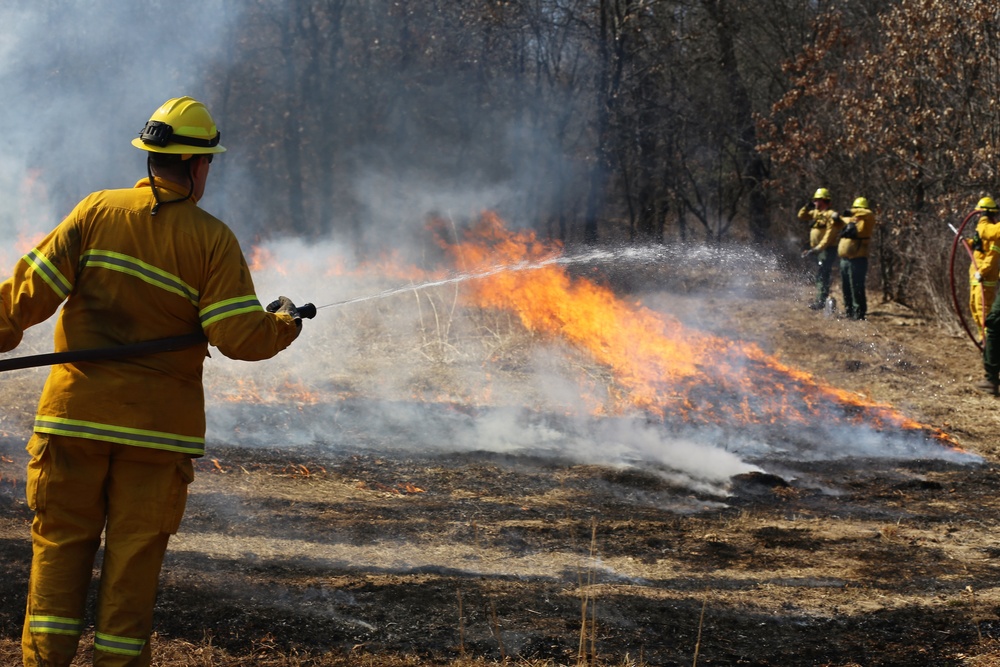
970,282,997,339
22,433,194,667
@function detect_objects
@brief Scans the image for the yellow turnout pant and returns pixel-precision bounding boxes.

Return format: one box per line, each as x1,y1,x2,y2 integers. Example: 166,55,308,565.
22,433,194,667
971,282,997,340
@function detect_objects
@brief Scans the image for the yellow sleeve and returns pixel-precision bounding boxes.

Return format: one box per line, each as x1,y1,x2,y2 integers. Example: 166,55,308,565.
197,231,299,361
977,220,1000,279
853,211,875,238
0,216,81,352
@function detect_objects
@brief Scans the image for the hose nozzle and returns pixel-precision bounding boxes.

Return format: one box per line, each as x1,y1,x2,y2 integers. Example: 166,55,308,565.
297,303,317,319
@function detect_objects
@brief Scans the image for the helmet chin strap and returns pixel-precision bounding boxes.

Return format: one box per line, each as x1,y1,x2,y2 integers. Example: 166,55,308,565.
147,155,196,216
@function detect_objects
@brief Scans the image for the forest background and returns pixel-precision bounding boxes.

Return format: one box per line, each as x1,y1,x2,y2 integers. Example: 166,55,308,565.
8,0,997,322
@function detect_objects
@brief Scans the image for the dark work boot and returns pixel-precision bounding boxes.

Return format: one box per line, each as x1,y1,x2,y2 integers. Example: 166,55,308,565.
975,378,999,396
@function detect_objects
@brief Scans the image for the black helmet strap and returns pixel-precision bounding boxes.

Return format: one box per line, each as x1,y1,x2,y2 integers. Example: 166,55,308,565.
139,120,220,149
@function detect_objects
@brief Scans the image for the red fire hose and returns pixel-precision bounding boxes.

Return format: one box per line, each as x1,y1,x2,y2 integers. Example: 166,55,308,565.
0,303,316,373
949,210,984,351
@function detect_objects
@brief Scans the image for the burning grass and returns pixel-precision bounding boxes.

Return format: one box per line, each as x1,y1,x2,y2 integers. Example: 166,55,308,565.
217,211,961,464
436,214,955,443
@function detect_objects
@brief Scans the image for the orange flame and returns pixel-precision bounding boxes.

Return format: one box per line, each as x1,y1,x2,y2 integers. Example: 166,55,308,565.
231,211,953,448
217,378,322,405
436,212,953,444
0,230,46,273
248,245,285,274
15,231,44,255
1,169,51,270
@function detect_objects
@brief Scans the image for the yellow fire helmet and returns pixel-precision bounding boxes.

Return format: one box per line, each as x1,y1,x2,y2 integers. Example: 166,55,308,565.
976,196,999,213
813,188,831,201
852,197,869,209
131,96,226,155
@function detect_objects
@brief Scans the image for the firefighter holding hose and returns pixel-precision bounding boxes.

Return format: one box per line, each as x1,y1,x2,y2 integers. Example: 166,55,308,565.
0,97,304,666
969,197,1000,396
968,197,1000,342
798,187,845,310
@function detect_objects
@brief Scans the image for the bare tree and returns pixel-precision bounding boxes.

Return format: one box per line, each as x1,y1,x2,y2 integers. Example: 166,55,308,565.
760,0,1000,312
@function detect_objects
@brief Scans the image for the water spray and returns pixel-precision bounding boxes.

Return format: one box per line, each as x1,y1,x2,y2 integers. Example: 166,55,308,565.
306,245,664,313
0,244,670,372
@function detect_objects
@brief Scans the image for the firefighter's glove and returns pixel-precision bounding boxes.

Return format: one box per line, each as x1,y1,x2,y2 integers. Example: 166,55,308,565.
266,296,302,333
806,201,815,211
841,210,853,218
839,222,858,239
975,272,983,283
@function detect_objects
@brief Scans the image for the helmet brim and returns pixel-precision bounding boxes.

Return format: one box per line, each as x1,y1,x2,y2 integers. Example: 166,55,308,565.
131,137,227,154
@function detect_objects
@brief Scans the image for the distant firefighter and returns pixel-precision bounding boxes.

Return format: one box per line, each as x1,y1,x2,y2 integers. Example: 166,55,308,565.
798,187,845,310
969,197,1000,340
972,197,1000,396
837,197,876,320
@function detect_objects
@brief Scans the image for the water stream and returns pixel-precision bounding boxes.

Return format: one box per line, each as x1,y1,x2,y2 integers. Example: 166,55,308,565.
313,245,667,311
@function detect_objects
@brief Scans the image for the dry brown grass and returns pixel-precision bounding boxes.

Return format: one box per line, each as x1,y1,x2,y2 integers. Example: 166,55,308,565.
10,634,1000,667
0,635,654,667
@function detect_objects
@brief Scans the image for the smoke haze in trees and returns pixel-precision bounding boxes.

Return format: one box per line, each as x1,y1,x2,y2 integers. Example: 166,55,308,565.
0,1,582,256
0,2,235,238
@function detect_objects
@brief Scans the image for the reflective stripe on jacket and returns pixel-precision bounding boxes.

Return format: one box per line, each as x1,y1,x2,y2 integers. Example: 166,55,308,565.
970,216,1000,286
0,178,299,456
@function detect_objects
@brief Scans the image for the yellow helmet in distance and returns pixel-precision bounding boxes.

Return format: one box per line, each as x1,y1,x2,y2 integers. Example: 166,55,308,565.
976,197,999,213
852,197,869,209
813,188,831,201
132,96,226,155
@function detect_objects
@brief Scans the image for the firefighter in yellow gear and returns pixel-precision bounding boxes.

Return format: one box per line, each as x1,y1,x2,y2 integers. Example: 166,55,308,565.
836,197,876,320
969,197,1000,341
798,187,845,309
1,97,302,667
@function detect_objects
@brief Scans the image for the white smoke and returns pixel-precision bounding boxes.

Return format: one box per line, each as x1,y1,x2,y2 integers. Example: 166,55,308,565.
201,235,979,498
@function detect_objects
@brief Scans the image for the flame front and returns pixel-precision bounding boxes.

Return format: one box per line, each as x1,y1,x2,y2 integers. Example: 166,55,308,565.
436,212,952,443
237,211,953,447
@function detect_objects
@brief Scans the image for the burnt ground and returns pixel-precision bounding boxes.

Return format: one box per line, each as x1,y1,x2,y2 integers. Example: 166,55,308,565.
1,263,1000,666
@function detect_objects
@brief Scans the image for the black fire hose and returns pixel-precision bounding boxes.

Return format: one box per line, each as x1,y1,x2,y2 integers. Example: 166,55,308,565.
948,211,984,351
0,302,316,373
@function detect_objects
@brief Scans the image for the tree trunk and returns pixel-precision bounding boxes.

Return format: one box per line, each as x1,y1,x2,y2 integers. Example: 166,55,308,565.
705,0,770,243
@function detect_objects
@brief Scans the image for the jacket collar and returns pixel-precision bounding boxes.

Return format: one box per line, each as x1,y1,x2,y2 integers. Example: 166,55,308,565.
134,176,199,204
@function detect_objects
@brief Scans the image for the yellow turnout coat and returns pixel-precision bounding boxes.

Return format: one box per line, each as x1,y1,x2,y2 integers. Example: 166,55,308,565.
0,178,299,457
